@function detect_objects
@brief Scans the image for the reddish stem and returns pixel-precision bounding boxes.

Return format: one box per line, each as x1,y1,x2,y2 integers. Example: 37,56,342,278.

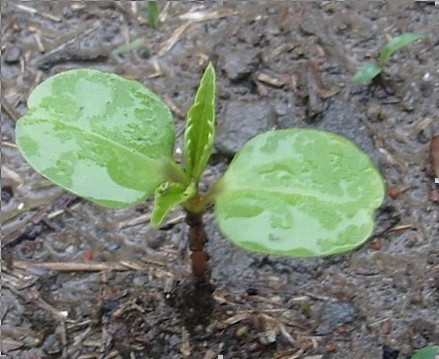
186,211,210,282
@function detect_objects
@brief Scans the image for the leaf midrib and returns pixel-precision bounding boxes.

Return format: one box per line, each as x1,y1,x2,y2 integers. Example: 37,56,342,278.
191,95,213,174
186,69,214,177
25,115,169,165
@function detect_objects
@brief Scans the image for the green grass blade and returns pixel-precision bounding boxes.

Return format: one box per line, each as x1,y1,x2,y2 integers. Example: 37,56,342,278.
148,1,160,29
379,33,426,65
353,61,382,85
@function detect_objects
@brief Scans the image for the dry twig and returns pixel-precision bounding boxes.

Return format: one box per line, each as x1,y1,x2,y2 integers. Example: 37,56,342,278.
158,23,197,56
13,3,61,22
13,260,144,272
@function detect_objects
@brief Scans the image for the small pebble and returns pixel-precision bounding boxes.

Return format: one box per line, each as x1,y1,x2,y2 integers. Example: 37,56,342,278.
382,345,399,359
246,287,258,296
108,243,120,251
220,49,259,81
42,334,62,355
315,301,357,335
370,238,383,251
381,320,392,335
82,250,94,261
1,185,13,203
326,344,337,352
137,47,151,59
5,46,21,64
61,6,73,18
336,326,347,334
236,326,248,338
132,275,148,286
248,342,262,353
259,329,277,345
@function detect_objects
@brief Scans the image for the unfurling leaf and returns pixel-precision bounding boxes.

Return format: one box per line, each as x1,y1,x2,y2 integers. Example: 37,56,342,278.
151,182,196,227
16,69,175,208
214,129,385,257
411,346,439,359
379,33,426,66
184,62,216,182
353,61,382,85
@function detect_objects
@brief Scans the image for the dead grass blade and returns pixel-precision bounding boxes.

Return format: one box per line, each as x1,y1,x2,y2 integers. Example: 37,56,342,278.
12,260,144,272
158,23,197,56
178,8,239,22
13,3,61,22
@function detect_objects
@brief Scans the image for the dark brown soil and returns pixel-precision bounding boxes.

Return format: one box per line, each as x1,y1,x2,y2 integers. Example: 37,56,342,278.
1,1,438,358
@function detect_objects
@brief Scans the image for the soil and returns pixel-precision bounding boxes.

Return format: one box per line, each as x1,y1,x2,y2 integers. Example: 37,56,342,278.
1,1,438,358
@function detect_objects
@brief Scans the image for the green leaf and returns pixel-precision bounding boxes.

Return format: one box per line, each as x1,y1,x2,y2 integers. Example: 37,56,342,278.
379,33,425,66
214,129,385,257
353,61,382,85
147,1,160,29
183,62,216,182
16,69,175,208
411,346,439,359
151,182,196,227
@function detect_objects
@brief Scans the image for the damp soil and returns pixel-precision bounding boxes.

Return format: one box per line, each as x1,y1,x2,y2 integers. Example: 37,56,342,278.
1,1,438,358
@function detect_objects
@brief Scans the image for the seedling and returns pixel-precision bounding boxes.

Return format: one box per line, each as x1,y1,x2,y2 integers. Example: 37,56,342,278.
16,65,384,287
411,346,439,359
353,33,426,85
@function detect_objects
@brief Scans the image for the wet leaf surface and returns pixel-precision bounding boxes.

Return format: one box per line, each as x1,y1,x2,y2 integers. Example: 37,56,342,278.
215,129,385,257
2,2,438,358
16,69,175,207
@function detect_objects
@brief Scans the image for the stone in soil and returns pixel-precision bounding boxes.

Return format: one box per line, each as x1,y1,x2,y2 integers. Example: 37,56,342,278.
215,100,277,157
314,301,357,335
220,48,260,81
4,46,21,64
317,99,376,159
42,334,62,355
1,185,14,204
382,345,399,359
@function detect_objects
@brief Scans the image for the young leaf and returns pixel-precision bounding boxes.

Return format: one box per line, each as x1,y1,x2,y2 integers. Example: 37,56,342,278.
411,346,439,359
183,63,216,182
353,61,382,85
379,33,425,66
214,129,385,257
16,69,175,208
151,182,196,227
